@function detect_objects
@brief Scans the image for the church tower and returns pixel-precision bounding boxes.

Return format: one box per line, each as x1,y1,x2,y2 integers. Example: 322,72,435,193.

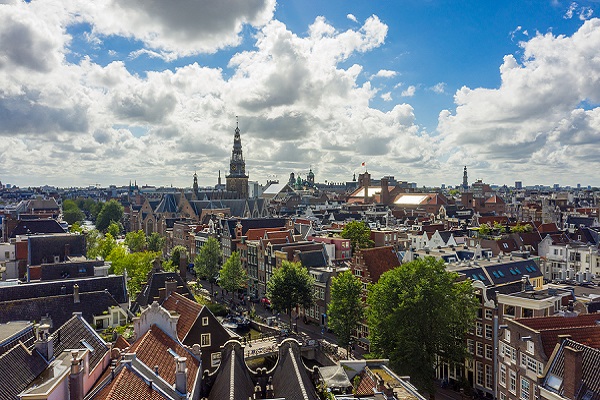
193,172,199,198
226,119,249,198
462,166,469,191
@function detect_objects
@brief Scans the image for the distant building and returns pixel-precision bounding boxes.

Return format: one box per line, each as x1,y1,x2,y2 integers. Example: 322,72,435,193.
225,121,249,199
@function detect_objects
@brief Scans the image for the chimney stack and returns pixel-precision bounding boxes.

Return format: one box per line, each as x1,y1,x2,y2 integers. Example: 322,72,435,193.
65,244,71,260
69,350,84,400
73,284,80,303
175,357,188,395
179,251,188,280
165,280,178,299
563,346,583,400
381,177,390,205
35,324,54,361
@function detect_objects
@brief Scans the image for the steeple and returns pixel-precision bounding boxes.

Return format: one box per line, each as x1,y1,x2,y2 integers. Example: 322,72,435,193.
193,171,198,197
462,166,469,191
226,117,249,198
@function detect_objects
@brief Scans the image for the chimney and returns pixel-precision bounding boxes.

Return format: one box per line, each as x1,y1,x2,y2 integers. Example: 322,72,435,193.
521,275,529,292
563,346,583,400
179,251,187,280
73,284,80,303
175,357,188,394
380,177,390,205
64,243,71,260
69,350,84,400
165,280,178,299
158,287,167,303
35,324,54,361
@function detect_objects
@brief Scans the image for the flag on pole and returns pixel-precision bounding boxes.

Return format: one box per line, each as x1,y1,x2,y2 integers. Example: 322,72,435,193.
361,162,365,167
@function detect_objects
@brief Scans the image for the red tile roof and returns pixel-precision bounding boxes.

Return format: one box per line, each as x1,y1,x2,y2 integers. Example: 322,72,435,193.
516,313,600,331
95,367,164,400
485,195,505,204
114,335,131,351
128,325,200,391
539,325,600,358
162,292,202,341
537,223,561,234
355,371,376,396
245,227,287,241
356,246,400,283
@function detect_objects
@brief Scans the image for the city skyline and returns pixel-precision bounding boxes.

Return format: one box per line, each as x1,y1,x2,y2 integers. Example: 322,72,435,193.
2,0,600,188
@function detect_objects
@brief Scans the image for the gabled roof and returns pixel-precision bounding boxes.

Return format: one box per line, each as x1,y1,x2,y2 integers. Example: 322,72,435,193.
132,271,194,313
516,313,600,331
537,222,561,234
485,195,505,204
94,365,165,400
128,325,200,393
356,246,400,283
52,314,109,371
208,342,255,400
297,250,328,268
0,342,48,400
539,325,600,359
161,292,202,342
272,339,319,400
542,339,600,400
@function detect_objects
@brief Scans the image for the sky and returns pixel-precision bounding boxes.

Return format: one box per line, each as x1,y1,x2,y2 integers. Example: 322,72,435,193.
2,0,600,189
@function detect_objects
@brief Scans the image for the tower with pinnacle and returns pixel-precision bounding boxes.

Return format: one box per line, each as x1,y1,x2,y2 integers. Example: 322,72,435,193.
462,166,469,191
226,118,249,198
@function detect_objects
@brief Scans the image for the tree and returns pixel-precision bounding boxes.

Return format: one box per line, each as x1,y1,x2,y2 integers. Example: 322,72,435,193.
194,237,222,296
125,230,146,252
493,221,506,234
170,245,188,271
367,257,477,395
107,221,122,238
511,223,533,233
341,221,374,252
108,247,160,296
327,270,364,353
266,261,314,329
147,232,166,253
477,223,491,237
62,199,85,225
95,200,124,232
219,252,248,303
87,232,117,260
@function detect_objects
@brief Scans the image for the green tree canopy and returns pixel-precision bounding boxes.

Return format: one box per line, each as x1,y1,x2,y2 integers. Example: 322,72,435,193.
510,223,533,233
107,221,122,238
125,230,146,252
341,221,374,252
170,245,188,270
62,199,85,225
266,260,314,329
95,200,124,232
327,270,364,351
87,232,117,260
108,247,160,297
219,252,248,302
147,232,166,253
194,237,222,296
367,257,477,394
477,223,491,237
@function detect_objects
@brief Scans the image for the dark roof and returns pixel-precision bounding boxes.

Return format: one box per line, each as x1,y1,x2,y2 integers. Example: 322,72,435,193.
542,338,600,400
154,193,178,214
0,275,128,304
28,234,86,265
0,291,122,332
0,322,35,357
223,218,287,238
272,339,319,400
208,342,255,400
566,215,596,228
52,314,109,371
0,342,48,400
34,260,102,281
297,250,328,268
10,219,66,238
131,270,194,313
484,259,542,286
461,267,493,286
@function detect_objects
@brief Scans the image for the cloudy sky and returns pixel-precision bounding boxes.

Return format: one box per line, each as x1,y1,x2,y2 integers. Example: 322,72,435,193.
1,0,600,189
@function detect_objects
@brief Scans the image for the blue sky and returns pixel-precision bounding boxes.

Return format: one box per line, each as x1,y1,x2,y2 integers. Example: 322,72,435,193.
1,0,600,188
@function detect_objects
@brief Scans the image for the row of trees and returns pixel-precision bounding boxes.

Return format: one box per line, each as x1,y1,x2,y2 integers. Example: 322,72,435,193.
476,221,533,237
62,198,124,233
263,256,477,396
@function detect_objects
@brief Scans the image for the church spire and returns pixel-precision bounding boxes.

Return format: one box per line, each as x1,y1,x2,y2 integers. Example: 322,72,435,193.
462,166,469,191
226,118,249,198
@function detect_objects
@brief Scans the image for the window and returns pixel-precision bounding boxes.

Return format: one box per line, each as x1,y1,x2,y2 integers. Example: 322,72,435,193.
505,305,515,317
476,362,484,386
500,392,506,400
527,340,535,355
201,333,211,347
211,352,221,367
485,344,493,360
505,329,511,342
509,371,517,394
476,322,483,337
520,378,530,400
485,365,493,389
202,317,209,326
522,308,533,318
467,339,474,354
476,342,484,357
485,324,493,339
500,364,507,387
485,309,493,320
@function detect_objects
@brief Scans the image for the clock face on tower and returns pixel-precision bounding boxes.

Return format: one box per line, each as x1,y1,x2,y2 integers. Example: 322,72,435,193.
232,165,237,171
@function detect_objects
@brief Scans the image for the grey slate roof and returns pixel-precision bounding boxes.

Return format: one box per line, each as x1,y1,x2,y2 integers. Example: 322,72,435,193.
208,342,255,400
542,338,600,400
0,342,48,400
0,290,122,332
131,270,194,313
10,219,66,238
0,275,128,304
52,314,109,371
297,250,328,268
272,339,319,400
28,233,86,265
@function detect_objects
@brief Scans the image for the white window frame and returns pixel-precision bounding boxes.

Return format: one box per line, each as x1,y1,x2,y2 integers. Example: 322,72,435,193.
202,316,209,326
520,377,530,400
509,371,517,394
201,333,211,347
500,364,507,387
